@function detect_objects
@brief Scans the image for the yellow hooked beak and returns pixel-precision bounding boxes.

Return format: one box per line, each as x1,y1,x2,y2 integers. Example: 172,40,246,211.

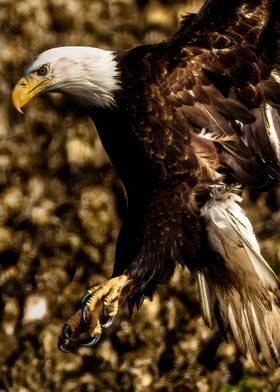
12,76,53,113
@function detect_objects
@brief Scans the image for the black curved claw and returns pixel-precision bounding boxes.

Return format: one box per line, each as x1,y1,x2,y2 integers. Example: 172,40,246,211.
81,304,89,324
62,323,75,341
80,291,91,307
79,333,101,347
58,342,70,353
102,316,115,328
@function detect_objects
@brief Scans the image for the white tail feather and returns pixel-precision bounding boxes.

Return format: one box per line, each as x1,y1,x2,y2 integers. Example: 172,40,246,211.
199,186,280,368
197,271,213,328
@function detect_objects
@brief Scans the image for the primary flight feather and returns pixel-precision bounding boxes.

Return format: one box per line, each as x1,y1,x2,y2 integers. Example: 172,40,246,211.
12,0,280,368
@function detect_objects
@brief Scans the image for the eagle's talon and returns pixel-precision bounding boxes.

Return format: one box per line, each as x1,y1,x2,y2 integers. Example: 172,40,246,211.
79,333,101,347
59,274,132,350
101,316,115,328
58,341,71,353
62,323,75,341
81,304,89,324
80,291,91,307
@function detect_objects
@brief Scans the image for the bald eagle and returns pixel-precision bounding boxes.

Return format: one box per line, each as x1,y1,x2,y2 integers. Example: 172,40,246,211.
13,0,280,368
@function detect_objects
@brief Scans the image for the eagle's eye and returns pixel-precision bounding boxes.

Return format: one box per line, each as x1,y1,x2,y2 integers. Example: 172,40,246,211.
37,65,49,76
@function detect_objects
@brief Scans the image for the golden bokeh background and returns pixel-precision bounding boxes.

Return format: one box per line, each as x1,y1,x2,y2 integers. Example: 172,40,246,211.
1,1,280,390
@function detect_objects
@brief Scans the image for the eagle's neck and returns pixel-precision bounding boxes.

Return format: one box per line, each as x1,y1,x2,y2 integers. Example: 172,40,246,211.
66,48,121,109
47,47,121,109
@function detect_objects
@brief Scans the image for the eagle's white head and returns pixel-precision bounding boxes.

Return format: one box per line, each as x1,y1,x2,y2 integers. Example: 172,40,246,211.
12,46,121,112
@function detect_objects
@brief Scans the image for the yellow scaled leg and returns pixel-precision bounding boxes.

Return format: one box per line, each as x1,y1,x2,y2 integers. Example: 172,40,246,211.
58,274,132,351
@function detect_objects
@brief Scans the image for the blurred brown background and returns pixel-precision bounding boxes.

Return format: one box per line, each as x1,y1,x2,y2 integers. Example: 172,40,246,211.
1,0,280,391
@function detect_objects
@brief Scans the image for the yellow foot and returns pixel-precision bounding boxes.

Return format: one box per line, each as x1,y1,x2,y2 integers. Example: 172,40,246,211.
58,274,132,351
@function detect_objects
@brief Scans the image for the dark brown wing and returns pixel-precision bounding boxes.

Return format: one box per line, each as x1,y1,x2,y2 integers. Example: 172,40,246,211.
124,0,280,189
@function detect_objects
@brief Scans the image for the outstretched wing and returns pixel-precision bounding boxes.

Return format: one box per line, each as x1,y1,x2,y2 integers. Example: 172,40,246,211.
128,0,280,189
